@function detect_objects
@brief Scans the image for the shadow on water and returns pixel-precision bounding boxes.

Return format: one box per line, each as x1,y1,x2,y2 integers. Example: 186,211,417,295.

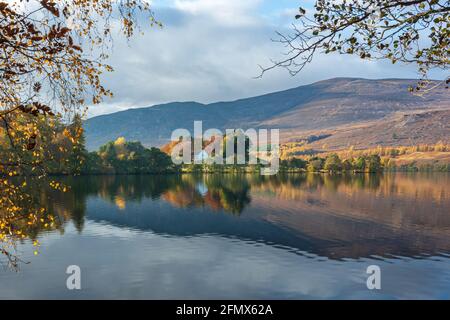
25,172,450,261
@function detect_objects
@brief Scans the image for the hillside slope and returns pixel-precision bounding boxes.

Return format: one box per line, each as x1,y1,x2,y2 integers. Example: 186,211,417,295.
303,109,450,150
84,78,450,150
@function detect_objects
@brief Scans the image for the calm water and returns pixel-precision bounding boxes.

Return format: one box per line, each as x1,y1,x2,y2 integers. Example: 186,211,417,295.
1,173,450,299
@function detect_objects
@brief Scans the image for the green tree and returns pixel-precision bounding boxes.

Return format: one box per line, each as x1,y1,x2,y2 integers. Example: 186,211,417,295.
352,156,366,172
307,157,324,172
85,152,103,174
289,158,307,169
148,147,174,173
365,155,382,172
67,114,88,174
342,159,353,171
324,153,342,172
94,138,175,174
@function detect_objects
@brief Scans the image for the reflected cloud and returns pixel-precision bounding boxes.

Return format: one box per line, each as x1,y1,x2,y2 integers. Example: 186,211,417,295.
2,173,450,299
7,173,449,262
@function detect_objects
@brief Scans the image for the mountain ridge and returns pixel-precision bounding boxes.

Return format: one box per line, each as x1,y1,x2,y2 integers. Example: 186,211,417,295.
84,77,450,151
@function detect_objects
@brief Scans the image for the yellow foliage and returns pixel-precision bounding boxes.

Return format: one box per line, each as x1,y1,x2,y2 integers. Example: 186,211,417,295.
114,137,127,146
1,0,158,268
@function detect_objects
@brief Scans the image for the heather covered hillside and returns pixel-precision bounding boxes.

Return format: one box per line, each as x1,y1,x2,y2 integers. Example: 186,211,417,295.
84,78,450,150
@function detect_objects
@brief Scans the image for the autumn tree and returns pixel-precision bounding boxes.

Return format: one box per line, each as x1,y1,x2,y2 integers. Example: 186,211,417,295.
324,153,342,172
96,138,175,174
365,154,382,172
307,157,324,171
262,0,449,91
342,158,353,171
66,114,88,174
0,0,158,268
289,157,307,169
352,156,366,171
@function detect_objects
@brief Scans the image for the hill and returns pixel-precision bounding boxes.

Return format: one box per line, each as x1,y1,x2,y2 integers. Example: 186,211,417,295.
84,78,450,151
304,109,450,150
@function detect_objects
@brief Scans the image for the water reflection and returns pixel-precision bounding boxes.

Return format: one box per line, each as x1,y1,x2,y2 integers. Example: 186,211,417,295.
1,173,450,299
19,173,450,261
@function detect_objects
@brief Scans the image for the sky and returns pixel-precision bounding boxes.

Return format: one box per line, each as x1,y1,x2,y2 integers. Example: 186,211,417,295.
89,0,444,117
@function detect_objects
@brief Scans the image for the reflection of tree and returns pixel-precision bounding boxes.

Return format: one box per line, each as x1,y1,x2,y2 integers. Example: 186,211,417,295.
1,177,66,270
0,175,172,268
205,176,251,215
213,188,250,215
162,175,251,215
162,184,204,209
1,0,157,270
56,174,251,217
4,172,447,269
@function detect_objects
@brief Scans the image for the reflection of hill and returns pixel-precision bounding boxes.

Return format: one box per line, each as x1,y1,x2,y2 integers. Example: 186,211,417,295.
254,198,450,259
250,173,450,258
87,196,323,254
251,173,450,231
31,173,450,260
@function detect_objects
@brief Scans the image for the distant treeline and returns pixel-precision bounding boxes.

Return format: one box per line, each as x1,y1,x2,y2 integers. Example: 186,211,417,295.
32,138,450,175
283,141,450,158
282,154,383,173
338,143,450,157
281,154,450,173
282,143,450,173
3,114,448,176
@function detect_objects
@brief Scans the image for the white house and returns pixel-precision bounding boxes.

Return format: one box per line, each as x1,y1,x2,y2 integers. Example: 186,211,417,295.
194,150,210,162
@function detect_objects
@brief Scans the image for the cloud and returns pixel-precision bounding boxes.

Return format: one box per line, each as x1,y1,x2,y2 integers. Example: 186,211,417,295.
89,0,445,117
173,0,262,26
